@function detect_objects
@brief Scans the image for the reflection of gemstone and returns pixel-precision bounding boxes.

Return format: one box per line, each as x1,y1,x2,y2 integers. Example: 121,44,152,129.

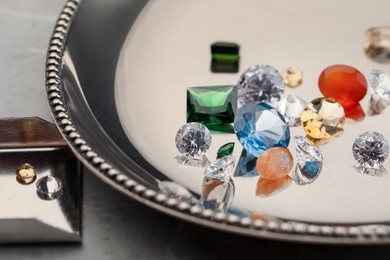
199,177,234,213
211,42,240,73
175,122,212,158
352,131,389,168
256,176,292,198
234,102,290,157
16,163,36,185
353,164,388,177
159,181,197,204
300,97,345,139
256,147,293,180
293,136,323,185
175,154,210,167
365,27,390,63
36,176,63,200
283,66,303,88
234,149,258,177
318,65,367,121
216,142,235,159
278,94,307,127
187,85,237,133
237,64,284,105
368,70,390,116
204,155,236,181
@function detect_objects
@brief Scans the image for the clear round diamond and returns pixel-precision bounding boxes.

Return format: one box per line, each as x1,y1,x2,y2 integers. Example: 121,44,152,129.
234,101,290,157
293,136,323,185
352,131,389,168
278,94,307,127
204,155,236,181
237,64,284,105
175,122,212,158
36,175,63,200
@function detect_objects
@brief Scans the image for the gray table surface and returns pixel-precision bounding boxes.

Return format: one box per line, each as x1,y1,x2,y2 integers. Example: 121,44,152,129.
1,0,390,259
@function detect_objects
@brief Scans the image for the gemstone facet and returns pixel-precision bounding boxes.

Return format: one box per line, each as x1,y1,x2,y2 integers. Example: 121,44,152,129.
283,66,303,88
211,42,240,73
237,64,284,105
256,147,293,180
216,142,235,159
174,154,210,167
16,163,36,185
159,181,197,204
36,175,63,200
234,149,259,177
365,27,390,63
300,97,345,139
354,164,388,177
278,94,307,127
352,131,389,168
204,155,236,181
175,122,212,158
256,176,292,197
234,102,290,157
293,136,323,185
187,85,237,133
368,69,390,116
319,65,367,121
199,177,235,212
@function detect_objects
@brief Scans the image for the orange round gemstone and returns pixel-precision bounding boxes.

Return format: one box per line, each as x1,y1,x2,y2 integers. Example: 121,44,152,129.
256,147,293,180
318,65,367,121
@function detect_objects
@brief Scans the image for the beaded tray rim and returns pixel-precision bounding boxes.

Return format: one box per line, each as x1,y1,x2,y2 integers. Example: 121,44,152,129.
45,0,390,244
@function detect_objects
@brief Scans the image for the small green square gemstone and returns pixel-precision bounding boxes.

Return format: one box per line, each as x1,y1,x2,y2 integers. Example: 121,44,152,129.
216,142,235,159
187,85,237,133
211,42,240,73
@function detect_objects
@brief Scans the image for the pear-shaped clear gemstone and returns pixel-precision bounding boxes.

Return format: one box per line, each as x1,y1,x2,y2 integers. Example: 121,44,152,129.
278,94,307,127
293,136,323,185
368,70,390,115
204,155,235,181
199,177,235,212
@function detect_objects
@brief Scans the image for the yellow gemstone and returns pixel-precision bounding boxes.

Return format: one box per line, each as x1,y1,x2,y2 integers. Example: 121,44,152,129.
16,163,37,185
300,97,345,139
283,66,303,88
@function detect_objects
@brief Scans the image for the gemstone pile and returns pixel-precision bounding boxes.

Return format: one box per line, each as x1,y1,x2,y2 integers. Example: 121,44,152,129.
187,85,237,133
237,64,284,106
293,136,323,185
301,97,345,139
234,102,290,157
319,65,367,121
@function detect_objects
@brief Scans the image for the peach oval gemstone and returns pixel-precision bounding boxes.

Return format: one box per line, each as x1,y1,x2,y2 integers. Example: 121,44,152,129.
256,147,293,180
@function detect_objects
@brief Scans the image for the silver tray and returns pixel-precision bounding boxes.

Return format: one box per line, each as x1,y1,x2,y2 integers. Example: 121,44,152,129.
46,0,390,244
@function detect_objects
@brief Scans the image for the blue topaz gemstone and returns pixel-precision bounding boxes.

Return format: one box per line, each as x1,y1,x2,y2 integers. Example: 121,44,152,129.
234,102,290,157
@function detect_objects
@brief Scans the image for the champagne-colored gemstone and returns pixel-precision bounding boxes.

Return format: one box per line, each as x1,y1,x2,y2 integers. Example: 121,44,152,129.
16,163,36,185
301,97,345,139
255,176,292,197
365,27,390,63
283,66,303,88
256,147,293,180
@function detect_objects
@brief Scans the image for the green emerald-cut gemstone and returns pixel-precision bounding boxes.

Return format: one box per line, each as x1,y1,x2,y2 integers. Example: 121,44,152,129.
216,142,235,159
187,85,237,133
211,42,240,73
